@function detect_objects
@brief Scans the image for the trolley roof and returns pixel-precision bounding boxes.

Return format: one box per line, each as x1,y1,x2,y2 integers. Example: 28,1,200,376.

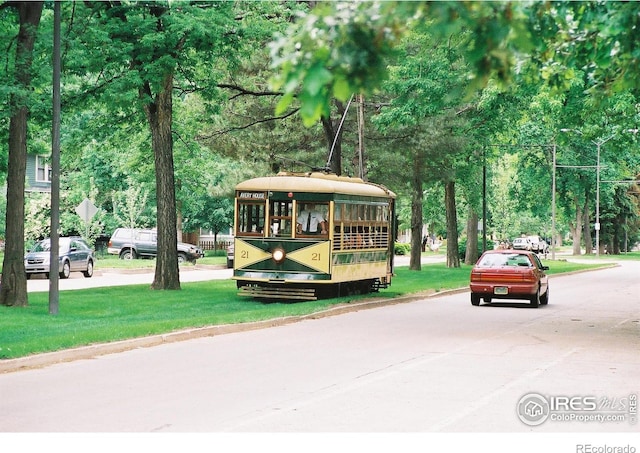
235,172,396,199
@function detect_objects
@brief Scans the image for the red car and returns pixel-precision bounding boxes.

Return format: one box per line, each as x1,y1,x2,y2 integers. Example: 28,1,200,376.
469,249,549,308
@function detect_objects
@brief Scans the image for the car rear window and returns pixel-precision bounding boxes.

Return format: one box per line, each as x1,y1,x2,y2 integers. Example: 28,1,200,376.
478,254,532,267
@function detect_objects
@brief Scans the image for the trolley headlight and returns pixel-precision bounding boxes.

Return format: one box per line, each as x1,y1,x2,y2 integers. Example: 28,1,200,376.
272,247,286,263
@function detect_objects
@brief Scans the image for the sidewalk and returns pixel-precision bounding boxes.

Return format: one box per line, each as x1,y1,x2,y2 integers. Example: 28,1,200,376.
27,264,232,293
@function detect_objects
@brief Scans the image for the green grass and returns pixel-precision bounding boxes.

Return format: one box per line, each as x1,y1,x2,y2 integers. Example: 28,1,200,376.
554,250,640,261
0,258,614,360
93,252,228,269
543,259,618,273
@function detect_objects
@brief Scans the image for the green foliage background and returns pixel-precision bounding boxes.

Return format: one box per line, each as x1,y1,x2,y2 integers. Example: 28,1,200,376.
1,0,639,256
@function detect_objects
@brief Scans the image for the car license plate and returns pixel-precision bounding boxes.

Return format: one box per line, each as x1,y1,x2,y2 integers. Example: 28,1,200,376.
494,287,508,295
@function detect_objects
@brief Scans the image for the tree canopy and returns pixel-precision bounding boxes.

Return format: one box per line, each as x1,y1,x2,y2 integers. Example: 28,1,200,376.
1,1,640,306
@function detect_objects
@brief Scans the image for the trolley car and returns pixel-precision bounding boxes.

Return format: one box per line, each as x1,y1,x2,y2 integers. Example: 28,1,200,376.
232,171,396,300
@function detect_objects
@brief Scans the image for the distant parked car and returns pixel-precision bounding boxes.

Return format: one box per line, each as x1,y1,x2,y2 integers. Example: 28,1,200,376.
107,228,204,263
25,237,94,279
512,237,532,251
469,249,549,308
537,239,550,255
226,243,234,268
526,235,544,253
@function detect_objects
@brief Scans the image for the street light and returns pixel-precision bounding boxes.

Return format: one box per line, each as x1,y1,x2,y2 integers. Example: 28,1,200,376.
559,129,616,257
551,143,556,260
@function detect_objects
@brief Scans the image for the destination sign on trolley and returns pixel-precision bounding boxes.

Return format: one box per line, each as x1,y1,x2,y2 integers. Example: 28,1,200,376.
238,191,266,200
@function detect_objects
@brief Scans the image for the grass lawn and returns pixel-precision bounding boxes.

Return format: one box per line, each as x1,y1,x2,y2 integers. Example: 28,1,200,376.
554,250,640,261
0,257,614,360
93,251,228,269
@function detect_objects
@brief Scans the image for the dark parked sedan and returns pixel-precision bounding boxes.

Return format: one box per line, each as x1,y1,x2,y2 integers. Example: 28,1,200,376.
25,237,95,279
469,249,549,308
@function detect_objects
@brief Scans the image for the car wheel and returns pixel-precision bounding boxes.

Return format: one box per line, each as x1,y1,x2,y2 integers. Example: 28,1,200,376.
177,252,187,264
530,287,540,308
26,273,32,280
471,293,481,306
59,261,71,279
120,248,136,260
540,286,549,305
83,260,94,278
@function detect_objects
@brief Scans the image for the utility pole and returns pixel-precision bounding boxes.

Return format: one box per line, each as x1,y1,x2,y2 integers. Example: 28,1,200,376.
49,0,61,314
560,129,615,258
551,144,556,260
356,94,366,180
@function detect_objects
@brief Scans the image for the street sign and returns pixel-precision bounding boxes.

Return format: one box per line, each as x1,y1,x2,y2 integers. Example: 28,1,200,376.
75,198,98,222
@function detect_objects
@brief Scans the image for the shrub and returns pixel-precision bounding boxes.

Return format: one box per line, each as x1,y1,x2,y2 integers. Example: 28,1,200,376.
458,238,494,260
394,242,411,255
206,249,227,258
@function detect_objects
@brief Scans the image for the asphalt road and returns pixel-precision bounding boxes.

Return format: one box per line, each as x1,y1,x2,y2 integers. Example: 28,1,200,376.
3,258,639,437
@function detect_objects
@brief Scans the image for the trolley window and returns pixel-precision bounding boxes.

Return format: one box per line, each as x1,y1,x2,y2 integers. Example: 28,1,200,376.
236,201,266,236
333,201,390,250
296,202,329,236
269,200,293,237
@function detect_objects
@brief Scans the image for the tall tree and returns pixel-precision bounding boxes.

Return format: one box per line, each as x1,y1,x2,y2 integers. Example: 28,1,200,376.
0,1,43,307
69,1,243,289
444,180,459,268
371,23,471,269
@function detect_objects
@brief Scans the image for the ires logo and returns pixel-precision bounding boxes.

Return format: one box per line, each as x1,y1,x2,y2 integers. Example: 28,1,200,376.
517,393,637,426
549,396,597,411
517,393,550,426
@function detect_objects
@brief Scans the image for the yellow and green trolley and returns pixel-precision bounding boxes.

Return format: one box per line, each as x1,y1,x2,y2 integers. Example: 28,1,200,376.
232,171,396,300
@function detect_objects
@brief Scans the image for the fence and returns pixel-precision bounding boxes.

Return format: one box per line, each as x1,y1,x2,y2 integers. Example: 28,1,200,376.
199,240,232,251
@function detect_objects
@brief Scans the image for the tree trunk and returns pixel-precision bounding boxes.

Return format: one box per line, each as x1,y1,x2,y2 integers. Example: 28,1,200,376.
465,205,479,265
445,180,460,268
612,213,623,255
409,154,423,271
582,195,592,255
0,1,44,307
322,100,346,175
570,196,583,255
143,74,181,290
353,94,367,181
